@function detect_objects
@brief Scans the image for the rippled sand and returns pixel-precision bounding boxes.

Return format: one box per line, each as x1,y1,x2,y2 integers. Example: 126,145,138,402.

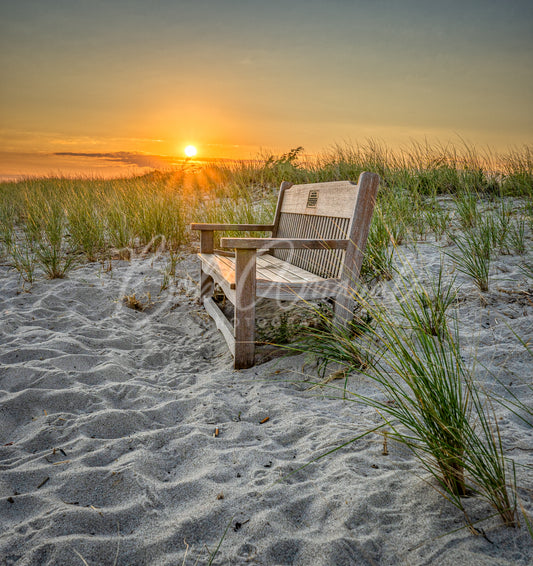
1,243,531,565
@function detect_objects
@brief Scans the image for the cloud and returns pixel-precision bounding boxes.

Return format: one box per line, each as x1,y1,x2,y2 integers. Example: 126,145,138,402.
53,151,177,168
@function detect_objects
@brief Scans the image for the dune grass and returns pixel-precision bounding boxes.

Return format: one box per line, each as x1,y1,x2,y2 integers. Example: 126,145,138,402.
0,168,275,283
447,223,493,292
0,140,530,290
0,139,530,532
294,265,520,528
0,140,531,291
0,140,531,270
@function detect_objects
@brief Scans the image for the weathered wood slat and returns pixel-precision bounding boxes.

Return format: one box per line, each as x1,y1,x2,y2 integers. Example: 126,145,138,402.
271,181,293,237
199,230,215,299
220,238,349,250
199,253,236,288
256,279,341,301
256,254,323,283
257,262,310,284
199,254,236,304
191,223,275,231
234,249,256,369
273,214,350,278
280,181,358,217
334,171,380,326
200,230,214,254
203,297,235,355
200,253,327,286
199,253,341,301
257,260,323,284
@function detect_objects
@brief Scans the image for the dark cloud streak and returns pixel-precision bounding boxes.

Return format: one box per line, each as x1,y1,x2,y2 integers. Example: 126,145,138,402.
53,151,179,168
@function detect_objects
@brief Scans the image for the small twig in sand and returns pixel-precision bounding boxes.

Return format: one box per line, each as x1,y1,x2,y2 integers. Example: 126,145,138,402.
36,477,50,489
467,524,494,544
181,539,190,566
306,369,347,391
71,547,89,566
113,521,120,566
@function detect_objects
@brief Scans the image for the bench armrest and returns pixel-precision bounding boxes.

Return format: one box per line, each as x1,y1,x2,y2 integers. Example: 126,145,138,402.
191,223,275,231
221,238,349,250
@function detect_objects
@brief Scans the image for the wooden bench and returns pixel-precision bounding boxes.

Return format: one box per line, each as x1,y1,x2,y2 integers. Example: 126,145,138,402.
191,171,380,369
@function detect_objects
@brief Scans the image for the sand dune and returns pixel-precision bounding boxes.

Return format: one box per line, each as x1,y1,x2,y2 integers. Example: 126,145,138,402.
1,244,531,565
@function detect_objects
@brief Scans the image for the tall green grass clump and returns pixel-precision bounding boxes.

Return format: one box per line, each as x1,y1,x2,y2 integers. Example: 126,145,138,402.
106,203,134,250
296,268,518,527
454,191,480,229
0,204,37,286
66,187,106,261
133,191,185,250
396,265,457,338
425,199,452,241
0,203,16,258
501,146,533,196
509,220,527,255
212,140,531,198
447,221,493,292
7,237,37,287
361,207,395,282
295,303,374,379
492,199,513,252
377,188,413,245
25,195,76,279
98,176,188,252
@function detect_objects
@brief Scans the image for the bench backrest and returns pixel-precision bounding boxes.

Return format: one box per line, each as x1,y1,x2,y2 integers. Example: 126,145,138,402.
271,172,379,280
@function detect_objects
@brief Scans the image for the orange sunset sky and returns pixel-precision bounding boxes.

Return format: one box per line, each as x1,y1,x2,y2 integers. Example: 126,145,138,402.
0,0,532,179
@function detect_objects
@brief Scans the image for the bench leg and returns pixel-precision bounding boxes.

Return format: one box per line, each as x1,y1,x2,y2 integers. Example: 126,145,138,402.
333,284,355,328
200,268,214,300
199,230,215,300
234,249,257,369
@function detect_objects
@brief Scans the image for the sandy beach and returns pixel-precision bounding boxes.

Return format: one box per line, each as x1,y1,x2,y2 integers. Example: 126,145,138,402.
1,238,532,566
2,0,531,561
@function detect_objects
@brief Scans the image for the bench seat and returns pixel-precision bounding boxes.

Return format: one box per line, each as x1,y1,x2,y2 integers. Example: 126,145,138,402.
199,252,342,302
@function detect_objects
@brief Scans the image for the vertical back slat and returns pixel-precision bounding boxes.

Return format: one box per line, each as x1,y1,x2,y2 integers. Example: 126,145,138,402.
272,213,350,278
268,177,379,280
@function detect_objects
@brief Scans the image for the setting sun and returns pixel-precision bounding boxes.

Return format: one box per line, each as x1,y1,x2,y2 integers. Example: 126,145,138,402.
184,145,197,158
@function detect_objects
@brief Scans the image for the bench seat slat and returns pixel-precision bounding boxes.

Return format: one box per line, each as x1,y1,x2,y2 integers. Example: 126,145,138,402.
261,256,325,283
199,252,326,288
257,261,323,284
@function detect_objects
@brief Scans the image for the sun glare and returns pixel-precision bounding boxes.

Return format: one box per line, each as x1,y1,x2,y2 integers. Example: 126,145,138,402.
184,145,197,158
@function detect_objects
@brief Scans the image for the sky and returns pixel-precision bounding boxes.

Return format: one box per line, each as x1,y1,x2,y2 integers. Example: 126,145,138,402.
0,0,532,178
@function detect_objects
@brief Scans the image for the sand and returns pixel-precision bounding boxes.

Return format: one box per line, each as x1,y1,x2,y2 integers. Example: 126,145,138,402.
0,239,532,565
